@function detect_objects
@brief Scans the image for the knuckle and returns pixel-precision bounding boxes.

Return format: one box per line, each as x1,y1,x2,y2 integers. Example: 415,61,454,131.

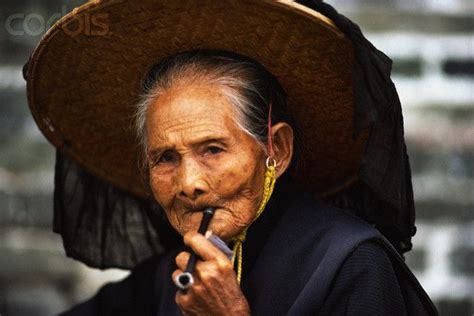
200,263,221,283
175,252,188,265
192,284,205,295
183,232,198,245
199,270,212,283
209,265,221,278
176,251,188,260
216,259,232,272
197,263,217,283
171,269,181,280
183,234,191,245
176,292,190,307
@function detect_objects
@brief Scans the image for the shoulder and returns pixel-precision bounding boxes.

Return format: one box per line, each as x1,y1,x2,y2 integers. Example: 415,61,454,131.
319,240,407,315
336,240,402,289
274,191,387,277
281,193,437,315
285,191,383,251
320,240,438,316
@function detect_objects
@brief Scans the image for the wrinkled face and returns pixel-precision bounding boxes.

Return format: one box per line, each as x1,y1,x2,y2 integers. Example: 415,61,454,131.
145,84,267,241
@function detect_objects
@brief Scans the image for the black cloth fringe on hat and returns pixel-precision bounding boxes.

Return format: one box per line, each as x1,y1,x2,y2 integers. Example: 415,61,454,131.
27,1,416,269
53,150,182,269
297,0,416,254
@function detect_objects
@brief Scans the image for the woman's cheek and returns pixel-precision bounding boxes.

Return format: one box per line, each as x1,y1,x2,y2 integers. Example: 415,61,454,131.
211,170,238,194
150,173,175,208
209,159,257,196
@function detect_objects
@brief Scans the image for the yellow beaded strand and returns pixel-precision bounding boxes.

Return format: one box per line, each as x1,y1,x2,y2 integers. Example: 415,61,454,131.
231,160,277,283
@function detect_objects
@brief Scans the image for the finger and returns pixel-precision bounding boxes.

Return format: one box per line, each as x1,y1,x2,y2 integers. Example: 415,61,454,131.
172,268,184,283
172,268,200,296
175,288,191,307
184,231,230,262
175,251,191,271
175,283,205,313
195,261,220,285
174,259,216,284
195,260,235,286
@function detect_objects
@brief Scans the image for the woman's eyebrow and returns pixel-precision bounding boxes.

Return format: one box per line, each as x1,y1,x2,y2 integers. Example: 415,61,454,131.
194,137,229,146
147,136,229,157
147,147,171,161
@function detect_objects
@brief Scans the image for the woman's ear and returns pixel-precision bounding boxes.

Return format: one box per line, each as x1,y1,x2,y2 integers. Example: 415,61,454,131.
270,122,294,178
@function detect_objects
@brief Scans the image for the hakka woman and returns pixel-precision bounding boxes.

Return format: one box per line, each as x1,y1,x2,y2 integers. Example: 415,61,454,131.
24,1,438,315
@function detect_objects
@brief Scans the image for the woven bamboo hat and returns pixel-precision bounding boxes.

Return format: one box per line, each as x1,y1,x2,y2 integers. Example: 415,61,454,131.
26,0,368,199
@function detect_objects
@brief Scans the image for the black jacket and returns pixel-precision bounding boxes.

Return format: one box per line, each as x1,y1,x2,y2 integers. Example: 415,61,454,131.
62,189,437,315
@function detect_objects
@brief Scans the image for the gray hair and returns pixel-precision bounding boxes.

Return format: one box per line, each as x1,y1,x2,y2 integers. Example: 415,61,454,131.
134,52,274,166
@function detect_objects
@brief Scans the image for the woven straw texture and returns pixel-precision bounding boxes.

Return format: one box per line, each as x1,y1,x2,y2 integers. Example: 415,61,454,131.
27,0,368,198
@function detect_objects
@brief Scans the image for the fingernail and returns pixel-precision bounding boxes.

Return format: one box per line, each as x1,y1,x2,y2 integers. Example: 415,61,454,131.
205,230,213,238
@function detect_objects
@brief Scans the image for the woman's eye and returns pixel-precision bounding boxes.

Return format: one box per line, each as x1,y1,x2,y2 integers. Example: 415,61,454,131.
155,150,177,165
206,146,223,155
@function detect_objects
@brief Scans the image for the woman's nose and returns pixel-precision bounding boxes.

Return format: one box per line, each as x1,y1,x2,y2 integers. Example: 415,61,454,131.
177,158,209,200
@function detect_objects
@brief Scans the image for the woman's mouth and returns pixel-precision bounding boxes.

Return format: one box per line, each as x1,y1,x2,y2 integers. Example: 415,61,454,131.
184,205,219,214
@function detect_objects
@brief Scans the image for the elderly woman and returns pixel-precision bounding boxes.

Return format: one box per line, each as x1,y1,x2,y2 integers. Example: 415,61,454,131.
25,1,437,315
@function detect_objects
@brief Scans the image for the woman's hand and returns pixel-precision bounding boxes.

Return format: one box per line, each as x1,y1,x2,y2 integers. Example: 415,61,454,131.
173,232,250,316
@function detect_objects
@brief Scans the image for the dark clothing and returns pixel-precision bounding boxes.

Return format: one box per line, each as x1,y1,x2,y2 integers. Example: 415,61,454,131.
62,189,437,315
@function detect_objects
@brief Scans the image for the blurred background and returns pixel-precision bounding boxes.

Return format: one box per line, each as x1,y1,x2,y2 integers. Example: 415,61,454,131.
0,0,472,315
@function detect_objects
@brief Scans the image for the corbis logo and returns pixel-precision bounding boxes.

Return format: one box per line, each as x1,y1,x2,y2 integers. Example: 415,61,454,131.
5,5,109,37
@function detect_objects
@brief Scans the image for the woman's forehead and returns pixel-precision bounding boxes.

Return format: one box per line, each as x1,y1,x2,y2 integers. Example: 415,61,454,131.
148,84,234,122
145,84,247,148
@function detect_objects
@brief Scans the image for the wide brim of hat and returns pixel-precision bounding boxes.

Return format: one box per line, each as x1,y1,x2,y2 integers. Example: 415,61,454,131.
27,0,368,199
